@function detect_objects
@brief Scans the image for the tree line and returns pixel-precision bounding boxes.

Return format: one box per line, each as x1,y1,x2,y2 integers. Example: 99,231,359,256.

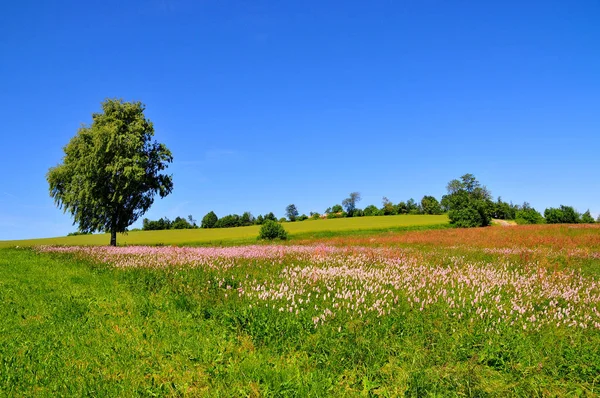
194,174,596,229
135,173,598,232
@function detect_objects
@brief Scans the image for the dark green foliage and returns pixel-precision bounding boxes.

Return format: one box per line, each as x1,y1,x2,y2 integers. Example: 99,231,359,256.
255,214,265,225
66,231,92,236
264,212,277,222
381,197,397,215
143,216,196,230
331,204,343,214
143,217,172,230
544,205,581,224
240,212,255,226
443,174,493,228
515,203,544,225
406,198,421,214
201,211,218,228
214,214,241,228
581,210,595,224
171,216,195,229
297,214,309,221
492,197,518,220
258,220,288,240
420,196,443,215
285,204,299,222
448,207,485,228
363,205,381,217
47,99,173,246
342,192,361,217
396,201,408,214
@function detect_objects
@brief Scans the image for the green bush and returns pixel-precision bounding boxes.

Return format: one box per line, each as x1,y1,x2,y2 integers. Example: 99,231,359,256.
449,207,485,228
515,207,544,225
258,220,288,240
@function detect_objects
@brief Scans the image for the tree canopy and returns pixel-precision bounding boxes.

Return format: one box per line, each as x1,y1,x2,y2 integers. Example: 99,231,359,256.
47,99,173,245
442,174,493,228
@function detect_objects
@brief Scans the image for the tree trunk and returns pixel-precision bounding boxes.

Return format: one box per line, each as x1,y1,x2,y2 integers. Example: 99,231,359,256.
110,229,117,246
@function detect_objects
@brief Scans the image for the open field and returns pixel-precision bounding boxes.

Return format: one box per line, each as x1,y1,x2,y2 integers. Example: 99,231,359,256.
2,225,600,396
0,214,448,248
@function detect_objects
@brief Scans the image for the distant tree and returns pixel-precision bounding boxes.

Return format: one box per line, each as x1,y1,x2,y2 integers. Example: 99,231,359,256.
297,214,309,221
286,204,299,222
331,204,343,214
442,174,493,228
363,205,381,217
214,214,241,228
143,217,172,230
492,197,517,220
240,211,255,226
406,198,421,214
396,201,408,215
515,202,544,225
342,192,362,217
381,197,397,215
544,205,580,224
264,212,277,222
310,212,321,220
255,214,265,225
581,209,595,224
187,215,197,228
201,211,218,228
172,216,194,229
47,99,173,246
420,196,443,215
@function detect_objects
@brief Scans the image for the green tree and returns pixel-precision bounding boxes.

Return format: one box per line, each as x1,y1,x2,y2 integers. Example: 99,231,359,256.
581,210,595,224
240,211,255,226
420,195,442,215
515,203,544,225
47,99,173,246
381,197,396,215
201,211,218,228
544,205,580,224
342,192,361,217
442,174,493,228
286,204,299,222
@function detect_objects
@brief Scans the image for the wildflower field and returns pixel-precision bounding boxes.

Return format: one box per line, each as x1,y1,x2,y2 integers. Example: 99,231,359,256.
1,225,600,396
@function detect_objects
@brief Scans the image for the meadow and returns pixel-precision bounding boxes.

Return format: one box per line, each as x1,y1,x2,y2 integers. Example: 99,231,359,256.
0,214,448,248
1,224,600,396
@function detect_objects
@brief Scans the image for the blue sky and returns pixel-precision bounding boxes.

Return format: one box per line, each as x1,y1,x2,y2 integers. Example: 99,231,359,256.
1,0,599,240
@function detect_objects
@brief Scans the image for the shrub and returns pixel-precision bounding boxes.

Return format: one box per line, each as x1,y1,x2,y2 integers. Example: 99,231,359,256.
515,207,544,225
258,220,288,240
449,207,485,228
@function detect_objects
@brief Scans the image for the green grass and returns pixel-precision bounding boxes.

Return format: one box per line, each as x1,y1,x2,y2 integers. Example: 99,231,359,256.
2,245,599,396
0,214,448,248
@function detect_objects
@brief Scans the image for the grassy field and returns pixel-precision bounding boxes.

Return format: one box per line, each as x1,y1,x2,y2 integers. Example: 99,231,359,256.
2,225,600,396
0,214,448,248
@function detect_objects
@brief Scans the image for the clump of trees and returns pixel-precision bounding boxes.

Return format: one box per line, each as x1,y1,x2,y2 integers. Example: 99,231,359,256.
143,215,197,230
543,206,596,224
441,174,493,228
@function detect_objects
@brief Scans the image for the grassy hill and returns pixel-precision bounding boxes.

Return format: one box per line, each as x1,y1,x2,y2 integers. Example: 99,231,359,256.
0,214,449,247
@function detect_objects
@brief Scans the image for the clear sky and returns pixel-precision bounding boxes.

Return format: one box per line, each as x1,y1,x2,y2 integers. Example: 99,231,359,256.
1,0,599,240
